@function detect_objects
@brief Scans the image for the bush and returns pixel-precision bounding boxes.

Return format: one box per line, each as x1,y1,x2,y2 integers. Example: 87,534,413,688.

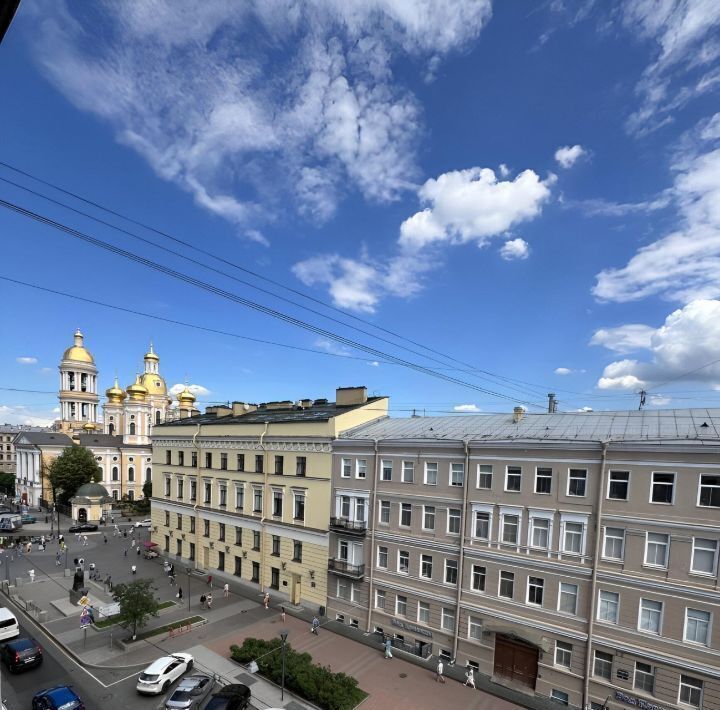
230,638,366,710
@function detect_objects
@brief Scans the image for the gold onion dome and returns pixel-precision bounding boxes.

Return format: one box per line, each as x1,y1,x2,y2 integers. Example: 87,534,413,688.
177,385,196,406
82,421,96,431
140,372,168,395
62,328,94,364
144,343,160,362
126,375,148,401
105,377,126,403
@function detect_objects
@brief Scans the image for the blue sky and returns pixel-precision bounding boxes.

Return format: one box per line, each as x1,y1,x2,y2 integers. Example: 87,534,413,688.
2,0,720,426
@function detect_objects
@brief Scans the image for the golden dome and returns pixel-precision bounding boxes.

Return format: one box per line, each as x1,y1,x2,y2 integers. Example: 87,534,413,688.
177,385,196,407
144,343,160,362
105,377,126,404
82,421,96,431
126,375,148,401
62,329,94,364
140,372,168,396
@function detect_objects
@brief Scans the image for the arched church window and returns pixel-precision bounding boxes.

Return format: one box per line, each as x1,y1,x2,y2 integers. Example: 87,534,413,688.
129,422,136,435
145,467,151,482
128,466,135,482
112,466,119,481
108,423,115,436
156,410,161,425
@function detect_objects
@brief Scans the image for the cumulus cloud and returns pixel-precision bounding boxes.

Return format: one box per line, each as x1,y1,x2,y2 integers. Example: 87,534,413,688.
454,404,480,412
590,324,656,354
554,144,586,168
0,404,54,427
16,357,38,365
26,1,492,235
169,383,210,397
650,395,671,406
500,238,530,261
554,367,572,375
596,299,720,389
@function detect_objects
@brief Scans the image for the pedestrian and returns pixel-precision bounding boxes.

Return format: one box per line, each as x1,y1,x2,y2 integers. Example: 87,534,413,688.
384,637,393,659
110,516,114,525
280,606,285,622
200,594,206,609
136,546,140,556
263,592,269,609
41,535,45,546
169,574,175,586
83,535,88,547
29,569,35,583
223,582,229,598
124,547,128,557
206,592,213,610
103,535,107,544
177,587,183,601
464,667,475,688
435,659,445,683
311,616,319,635
131,564,137,575
131,539,136,549
207,574,213,588
55,551,61,566
58,534,64,545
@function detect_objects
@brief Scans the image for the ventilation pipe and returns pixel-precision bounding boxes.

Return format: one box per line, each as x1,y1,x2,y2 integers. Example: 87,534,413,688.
512,406,525,423
547,393,557,414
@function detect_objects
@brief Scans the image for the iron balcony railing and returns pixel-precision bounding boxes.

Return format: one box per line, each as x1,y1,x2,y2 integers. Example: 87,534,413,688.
329,517,367,533
328,558,365,578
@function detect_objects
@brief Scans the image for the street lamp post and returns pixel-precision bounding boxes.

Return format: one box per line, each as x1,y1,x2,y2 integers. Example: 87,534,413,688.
279,629,288,701
186,568,191,612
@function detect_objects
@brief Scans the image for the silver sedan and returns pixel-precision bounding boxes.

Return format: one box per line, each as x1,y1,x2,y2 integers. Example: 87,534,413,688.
164,674,215,709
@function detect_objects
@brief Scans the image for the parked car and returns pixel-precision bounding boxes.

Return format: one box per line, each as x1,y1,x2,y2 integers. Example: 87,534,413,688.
1,636,42,672
135,518,152,528
136,653,194,695
68,523,98,533
204,684,251,710
32,686,84,710
0,608,20,642
164,673,214,709
21,514,37,524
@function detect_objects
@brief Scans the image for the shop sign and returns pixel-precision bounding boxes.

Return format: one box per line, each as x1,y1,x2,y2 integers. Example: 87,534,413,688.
391,618,433,638
615,690,667,710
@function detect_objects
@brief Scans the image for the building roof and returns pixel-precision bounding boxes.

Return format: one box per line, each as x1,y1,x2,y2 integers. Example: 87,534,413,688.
0,424,50,434
76,433,125,447
155,397,388,428
339,409,720,444
16,432,74,447
75,482,111,498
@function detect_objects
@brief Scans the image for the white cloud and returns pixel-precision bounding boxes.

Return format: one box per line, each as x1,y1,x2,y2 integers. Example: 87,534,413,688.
596,299,720,389
39,367,54,374
590,324,656,354
650,395,671,406
367,361,380,367
454,404,480,412
26,1,491,234
0,404,54,427
500,238,530,261
554,367,573,375
554,144,586,168
565,193,672,217
577,406,594,412
312,338,353,357
169,383,211,397
16,357,38,365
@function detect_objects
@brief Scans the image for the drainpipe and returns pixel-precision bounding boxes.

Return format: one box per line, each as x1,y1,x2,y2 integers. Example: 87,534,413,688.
582,441,609,710
365,438,380,632
259,422,269,593
190,420,202,571
451,438,471,663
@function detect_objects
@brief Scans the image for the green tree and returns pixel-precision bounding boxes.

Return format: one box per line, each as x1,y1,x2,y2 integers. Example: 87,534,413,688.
0,473,15,498
112,579,159,640
48,445,102,506
142,478,152,500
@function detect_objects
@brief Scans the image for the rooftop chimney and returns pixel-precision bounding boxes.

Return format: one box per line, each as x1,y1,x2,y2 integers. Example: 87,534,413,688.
336,386,368,407
547,393,557,414
513,406,525,424
232,401,257,416
205,405,232,417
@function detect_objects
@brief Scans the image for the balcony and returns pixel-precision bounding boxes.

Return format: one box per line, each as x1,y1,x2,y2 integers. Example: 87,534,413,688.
329,558,365,579
330,517,367,535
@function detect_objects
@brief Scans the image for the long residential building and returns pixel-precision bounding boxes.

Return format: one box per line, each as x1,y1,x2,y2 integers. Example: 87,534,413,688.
150,386,387,610
328,408,720,710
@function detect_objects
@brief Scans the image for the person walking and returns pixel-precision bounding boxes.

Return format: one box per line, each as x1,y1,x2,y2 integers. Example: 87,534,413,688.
124,547,128,557
83,535,88,547
200,594,207,609
131,538,136,549
206,592,213,610
280,606,286,622
103,535,107,544
223,582,229,598
136,545,141,556
131,564,137,575
207,574,213,588
384,637,393,659
177,586,183,601
263,592,270,609
40,535,45,546
464,667,475,688
435,659,445,683
311,616,319,635
55,551,61,566
169,574,175,586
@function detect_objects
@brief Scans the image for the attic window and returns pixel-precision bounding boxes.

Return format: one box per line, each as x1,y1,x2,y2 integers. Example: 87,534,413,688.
701,422,709,428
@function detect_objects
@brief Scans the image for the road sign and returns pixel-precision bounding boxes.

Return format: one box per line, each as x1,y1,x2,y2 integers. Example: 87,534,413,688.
77,595,90,607
80,611,91,628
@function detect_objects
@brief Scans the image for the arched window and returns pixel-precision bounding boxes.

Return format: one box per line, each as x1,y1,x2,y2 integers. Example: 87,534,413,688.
155,410,161,425
112,466,119,481
145,467,152,482
128,490,134,502
108,423,115,436
128,466,135,482
129,422,136,435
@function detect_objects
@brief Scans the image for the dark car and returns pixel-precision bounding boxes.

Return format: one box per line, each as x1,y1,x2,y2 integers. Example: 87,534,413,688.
32,686,84,710
204,684,251,710
1,637,42,672
68,523,98,533
21,514,37,524
164,673,214,709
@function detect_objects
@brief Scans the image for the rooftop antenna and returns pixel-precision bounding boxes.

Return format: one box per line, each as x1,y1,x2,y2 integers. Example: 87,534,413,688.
638,389,647,410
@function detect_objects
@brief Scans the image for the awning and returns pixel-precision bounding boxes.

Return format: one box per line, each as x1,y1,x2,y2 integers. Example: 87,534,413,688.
143,541,159,549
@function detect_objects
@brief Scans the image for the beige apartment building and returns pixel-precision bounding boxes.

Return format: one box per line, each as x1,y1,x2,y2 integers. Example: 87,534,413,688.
328,409,720,710
150,387,387,610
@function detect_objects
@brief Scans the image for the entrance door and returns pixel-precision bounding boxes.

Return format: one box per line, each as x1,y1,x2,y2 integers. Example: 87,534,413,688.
78,508,87,523
292,574,302,604
203,546,209,569
493,636,539,689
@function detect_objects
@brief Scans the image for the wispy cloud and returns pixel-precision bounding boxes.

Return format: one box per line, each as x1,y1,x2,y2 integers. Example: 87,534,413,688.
454,404,480,412
16,357,38,365
169,383,211,397
0,404,54,427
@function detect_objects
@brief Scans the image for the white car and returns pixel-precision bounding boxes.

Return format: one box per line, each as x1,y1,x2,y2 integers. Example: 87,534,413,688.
136,653,194,695
135,519,152,528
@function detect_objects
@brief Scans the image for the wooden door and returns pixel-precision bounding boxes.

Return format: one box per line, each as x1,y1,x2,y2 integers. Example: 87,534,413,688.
292,574,301,604
493,636,538,689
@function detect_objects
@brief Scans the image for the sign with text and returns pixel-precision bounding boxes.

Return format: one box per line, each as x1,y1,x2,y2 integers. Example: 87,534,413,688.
615,690,667,710
99,602,120,617
391,618,433,638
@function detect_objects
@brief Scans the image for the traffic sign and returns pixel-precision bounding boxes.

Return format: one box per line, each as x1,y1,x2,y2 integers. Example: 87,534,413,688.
77,595,90,607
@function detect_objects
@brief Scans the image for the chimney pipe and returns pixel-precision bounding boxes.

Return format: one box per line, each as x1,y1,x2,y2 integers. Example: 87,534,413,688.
547,393,557,414
513,406,525,424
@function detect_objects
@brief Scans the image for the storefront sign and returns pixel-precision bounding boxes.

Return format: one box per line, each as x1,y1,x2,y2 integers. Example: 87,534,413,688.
615,690,667,710
391,618,433,638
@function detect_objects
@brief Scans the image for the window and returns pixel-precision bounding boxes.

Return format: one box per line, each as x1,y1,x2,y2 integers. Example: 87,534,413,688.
502,514,519,544
189,542,196,561
421,554,433,579
685,608,711,645
203,520,210,537
423,506,435,531
128,466,135,482
178,451,185,466
355,498,366,522
524,576,544,607
381,459,392,481
190,517,195,533
418,601,431,624
555,641,572,669
236,453,245,471
164,511,170,526
699,474,720,507
255,455,263,473
450,463,464,487
536,468,552,494
218,523,226,542
474,511,490,539
145,467,151,482
129,422,136,435
177,514,183,531
253,488,263,513
112,466,119,481
271,535,280,556
274,455,284,475
477,464,492,489
608,470,629,500
293,493,305,521
205,452,212,468
340,495,351,518
445,559,458,585
559,583,578,615
499,571,514,599
219,485,227,507
530,518,550,549
235,485,244,509
441,608,455,631
379,500,390,524
691,538,718,575
603,527,625,560
220,453,228,470
375,590,386,609
234,556,242,577
632,662,655,694
651,472,675,503
679,675,703,707
645,532,669,567
252,531,260,551
400,503,412,527
468,616,482,640
563,521,584,555
550,690,569,705
639,598,663,634
356,459,367,479
398,550,409,574
296,456,306,476
402,461,414,483
251,561,259,582
272,491,283,517
165,477,171,496
204,482,211,504
341,458,351,478
166,450,171,464
568,469,587,496
594,651,613,680
447,508,461,535
471,565,486,592
505,466,521,492
235,526,242,546
377,546,388,569
190,480,197,501
424,462,438,485
396,595,407,616
176,539,183,556
191,451,198,468
598,591,619,623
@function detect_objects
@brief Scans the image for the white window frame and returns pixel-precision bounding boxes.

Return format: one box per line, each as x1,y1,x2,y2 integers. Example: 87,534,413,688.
380,459,392,482
472,504,493,541
378,500,390,524
597,590,619,624
644,531,670,568
424,461,438,485
684,608,711,646
560,513,588,556
375,589,386,609
401,461,414,483
422,505,436,531
554,641,572,669
638,598,663,635
420,554,433,580
593,650,613,680
526,576,544,606
444,559,458,585
417,601,431,624
551,690,569,705
498,570,514,599
535,467,552,494
441,607,455,631
447,508,461,535
499,505,523,547
450,462,465,487
567,468,588,497
607,470,630,500
558,583,578,615
691,537,718,576
602,526,625,561
341,458,352,478
650,471,676,505
527,508,553,550
377,545,388,569
468,615,482,640
477,463,492,489
678,675,703,708
634,662,655,695
505,465,522,492
395,595,407,616
471,564,486,592
356,459,367,479
397,550,409,575
399,502,412,528
698,473,720,508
